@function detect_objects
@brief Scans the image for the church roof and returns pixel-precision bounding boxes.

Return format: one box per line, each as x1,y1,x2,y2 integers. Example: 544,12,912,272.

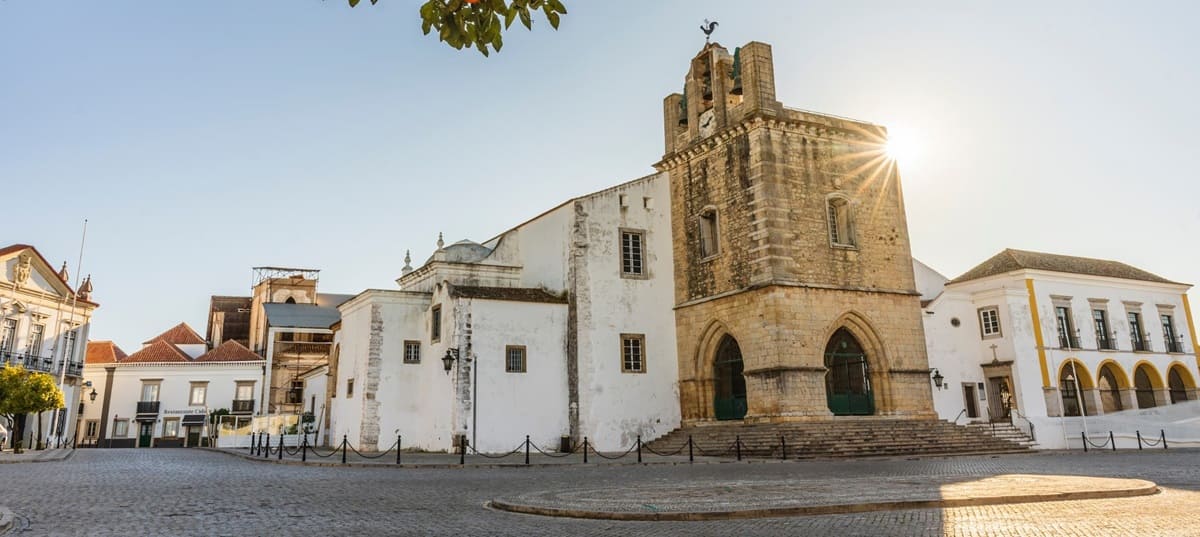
948,249,1182,286
123,340,193,363
85,341,128,365
448,285,568,304
143,322,206,346
194,340,264,362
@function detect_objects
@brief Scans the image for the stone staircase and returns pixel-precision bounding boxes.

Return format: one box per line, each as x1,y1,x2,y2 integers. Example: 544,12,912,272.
965,421,1038,449
645,418,1033,459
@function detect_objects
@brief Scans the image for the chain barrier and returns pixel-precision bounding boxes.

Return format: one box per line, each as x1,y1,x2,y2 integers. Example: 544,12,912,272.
1081,432,1112,450
527,440,580,458
641,440,688,457
586,443,638,460
691,438,738,458
306,443,340,458
466,441,526,459
346,439,401,460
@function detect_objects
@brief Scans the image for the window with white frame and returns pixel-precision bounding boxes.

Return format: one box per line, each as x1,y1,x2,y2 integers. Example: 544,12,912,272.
621,334,646,373
978,307,1001,338
27,324,44,357
163,418,180,438
140,382,160,402
505,345,526,373
189,383,207,406
1,318,17,355
620,230,646,277
404,340,421,364
113,419,129,438
62,328,79,363
84,420,98,438
236,382,255,401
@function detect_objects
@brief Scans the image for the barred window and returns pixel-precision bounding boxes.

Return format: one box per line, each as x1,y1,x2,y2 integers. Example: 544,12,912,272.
505,345,526,373
621,230,645,277
403,341,421,364
621,334,645,373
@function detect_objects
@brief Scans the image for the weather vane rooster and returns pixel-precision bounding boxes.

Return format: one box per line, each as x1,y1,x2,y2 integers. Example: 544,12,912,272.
701,19,719,43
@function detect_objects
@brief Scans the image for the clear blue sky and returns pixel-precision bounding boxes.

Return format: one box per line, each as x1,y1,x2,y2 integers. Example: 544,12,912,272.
3,1,1199,351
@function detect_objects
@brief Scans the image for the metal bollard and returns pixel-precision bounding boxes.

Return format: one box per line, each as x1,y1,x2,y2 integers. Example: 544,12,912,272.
1109,431,1116,452
264,434,271,458
396,435,402,465
279,435,284,460
1161,429,1168,450
688,435,694,463
582,437,589,464
637,435,642,464
459,437,466,465
251,432,257,455
780,435,787,460
1137,430,1143,450
735,435,742,461
1081,432,1088,452
302,435,308,462
524,435,530,465
341,435,348,464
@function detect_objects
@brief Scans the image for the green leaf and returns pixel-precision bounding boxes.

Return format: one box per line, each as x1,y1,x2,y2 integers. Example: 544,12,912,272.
504,8,517,28
518,9,532,30
548,0,566,13
349,0,360,6
547,10,559,29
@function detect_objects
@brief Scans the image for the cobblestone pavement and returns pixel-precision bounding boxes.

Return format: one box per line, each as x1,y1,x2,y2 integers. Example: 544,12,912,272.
0,449,1198,536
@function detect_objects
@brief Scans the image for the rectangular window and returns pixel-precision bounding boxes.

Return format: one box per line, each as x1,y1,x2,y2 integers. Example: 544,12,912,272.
63,329,79,363
1,318,17,354
1128,312,1146,351
189,383,207,406
505,345,527,373
85,420,99,438
698,212,719,258
27,324,44,357
140,382,160,402
621,334,646,373
113,419,129,438
978,308,1001,338
431,305,442,343
403,340,421,364
287,380,304,404
236,382,255,401
1093,309,1113,350
1162,314,1181,352
163,418,180,438
620,230,645,277
346,378,354,398
1055,306,1078,349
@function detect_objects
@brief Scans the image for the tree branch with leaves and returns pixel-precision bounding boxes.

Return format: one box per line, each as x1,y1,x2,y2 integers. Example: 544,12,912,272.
348,0,567,56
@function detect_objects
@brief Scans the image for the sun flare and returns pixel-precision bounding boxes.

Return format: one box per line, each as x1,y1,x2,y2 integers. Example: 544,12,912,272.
885,127,921,169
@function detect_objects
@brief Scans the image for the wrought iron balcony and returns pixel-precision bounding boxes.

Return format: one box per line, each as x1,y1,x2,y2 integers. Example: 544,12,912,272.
65,362,83,377
1056,330,1080,350
1095,332,1116,350
1166,337,1184,353
231,399,254,414
1131,337,1150,352
136,401,161,415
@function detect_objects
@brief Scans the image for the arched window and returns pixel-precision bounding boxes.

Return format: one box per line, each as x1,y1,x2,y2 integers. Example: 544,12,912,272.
1097,364,1124,413
1058,362,1092,417
698,207,719,258
1168,366,1193,403
827,195,855,247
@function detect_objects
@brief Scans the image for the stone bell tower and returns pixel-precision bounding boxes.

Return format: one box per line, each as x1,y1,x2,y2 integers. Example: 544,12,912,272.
655,41,935,424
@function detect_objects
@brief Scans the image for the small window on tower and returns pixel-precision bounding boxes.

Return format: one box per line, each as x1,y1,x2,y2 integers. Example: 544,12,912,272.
620,229,646,278
698,208,719,259
827,196,855,248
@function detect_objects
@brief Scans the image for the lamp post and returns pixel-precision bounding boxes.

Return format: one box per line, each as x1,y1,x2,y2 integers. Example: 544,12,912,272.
930,369,945,390
442,348,459,374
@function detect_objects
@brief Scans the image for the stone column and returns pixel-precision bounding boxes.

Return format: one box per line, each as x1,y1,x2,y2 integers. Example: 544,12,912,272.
1043,387,1063,417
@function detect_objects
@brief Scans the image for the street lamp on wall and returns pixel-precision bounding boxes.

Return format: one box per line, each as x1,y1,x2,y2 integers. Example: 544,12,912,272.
442,348,459,374
89,389,97,403
931,369,945,390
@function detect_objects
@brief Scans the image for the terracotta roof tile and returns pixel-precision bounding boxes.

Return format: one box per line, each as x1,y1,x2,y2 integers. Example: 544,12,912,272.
84,341,127,365
143,322,206,346
949,249,1182,285
194,340,264,363
448,285,568,304
122,341,192,363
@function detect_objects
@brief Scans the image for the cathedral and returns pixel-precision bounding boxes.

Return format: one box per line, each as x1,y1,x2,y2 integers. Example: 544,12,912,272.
322,40,937,453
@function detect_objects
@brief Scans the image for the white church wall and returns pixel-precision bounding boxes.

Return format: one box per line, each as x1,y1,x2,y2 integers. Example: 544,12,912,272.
574,173,681,450
484,203,573,293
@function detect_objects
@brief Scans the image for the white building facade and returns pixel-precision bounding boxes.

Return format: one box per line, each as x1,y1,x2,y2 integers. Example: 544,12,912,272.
0,244,96,449
923,249,1200,448
328,174,680,452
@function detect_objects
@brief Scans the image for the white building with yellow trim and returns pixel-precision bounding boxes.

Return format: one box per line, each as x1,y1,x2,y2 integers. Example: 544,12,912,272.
922,249,1200,448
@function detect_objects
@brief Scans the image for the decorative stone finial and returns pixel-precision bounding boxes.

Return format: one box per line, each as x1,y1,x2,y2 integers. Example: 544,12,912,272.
78,274,93,301
436,232,445,250
401,250,413,276
58,261,70,283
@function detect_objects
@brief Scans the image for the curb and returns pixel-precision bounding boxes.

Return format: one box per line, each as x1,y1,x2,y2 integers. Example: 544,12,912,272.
201,447,739,469
488,481,1161,521
0,448,74,465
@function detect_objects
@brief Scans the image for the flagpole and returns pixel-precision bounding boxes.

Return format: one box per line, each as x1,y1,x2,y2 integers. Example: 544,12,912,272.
52,219,87,446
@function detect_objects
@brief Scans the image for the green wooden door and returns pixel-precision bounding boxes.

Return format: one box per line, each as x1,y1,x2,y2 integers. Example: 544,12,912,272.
138,422,153,448
825,329,875,416
713,335,747,420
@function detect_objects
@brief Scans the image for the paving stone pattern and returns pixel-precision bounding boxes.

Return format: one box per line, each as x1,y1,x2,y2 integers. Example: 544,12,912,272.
0,449,1198,536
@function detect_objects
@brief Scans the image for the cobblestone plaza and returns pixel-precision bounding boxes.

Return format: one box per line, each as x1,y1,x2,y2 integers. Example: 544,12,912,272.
1,449,1198,535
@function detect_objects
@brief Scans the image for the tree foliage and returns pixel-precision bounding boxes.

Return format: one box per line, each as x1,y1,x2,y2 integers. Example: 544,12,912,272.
348,0,568,56
0,365,65,452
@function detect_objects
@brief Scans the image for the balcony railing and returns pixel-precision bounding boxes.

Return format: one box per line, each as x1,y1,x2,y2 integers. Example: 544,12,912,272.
1056,330,1080,350
1131,337,1150,352
231,399,255,414
1095,331,1116,350
273,342,332,356
66,362,83,377
136,401,161,415
1166,337,1184,353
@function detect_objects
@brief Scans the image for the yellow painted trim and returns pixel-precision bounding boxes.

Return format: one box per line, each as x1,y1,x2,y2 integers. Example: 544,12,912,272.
1095,359,1131,388
1182,294,1200,373
1057,358,1095,389
1026,279,1050,387
1132,360,1166,389
1166,361,1197,388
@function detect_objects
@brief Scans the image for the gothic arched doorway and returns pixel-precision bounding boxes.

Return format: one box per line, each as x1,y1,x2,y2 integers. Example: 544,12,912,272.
712,335,747,420
825,328,875,415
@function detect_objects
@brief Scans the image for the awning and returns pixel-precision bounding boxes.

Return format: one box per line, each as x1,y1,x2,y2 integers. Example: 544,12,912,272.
134,415,157,422
181,414,206,426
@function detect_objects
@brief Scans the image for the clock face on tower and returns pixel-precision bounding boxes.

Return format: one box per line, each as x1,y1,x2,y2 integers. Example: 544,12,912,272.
698,109,715,138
